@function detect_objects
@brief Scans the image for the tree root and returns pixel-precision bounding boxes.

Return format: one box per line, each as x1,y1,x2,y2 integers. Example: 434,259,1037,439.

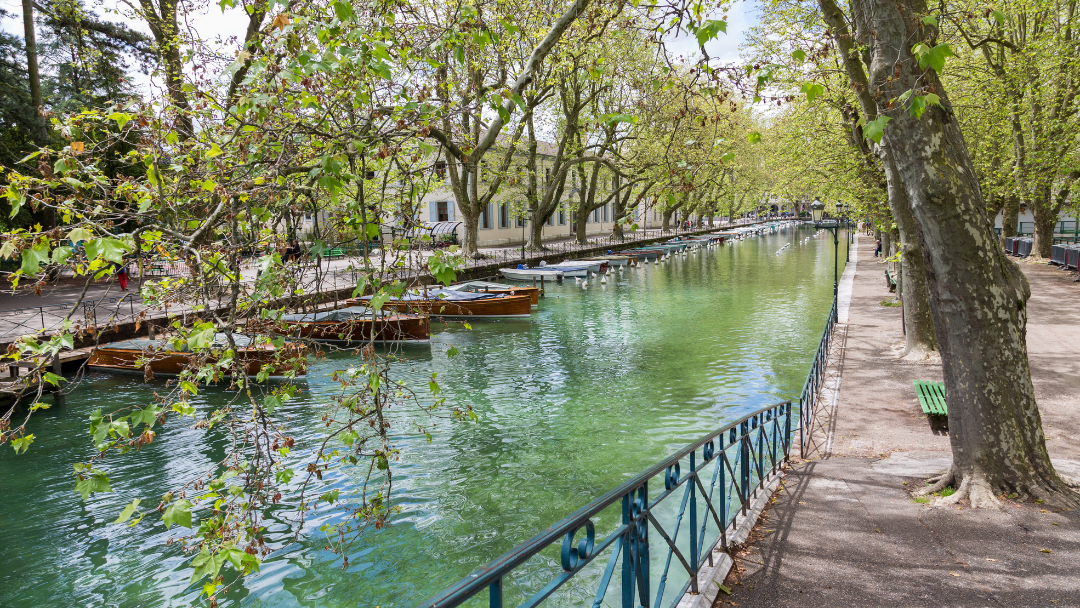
914,466,955,496
1061,476,1080,490
913,466,1003,509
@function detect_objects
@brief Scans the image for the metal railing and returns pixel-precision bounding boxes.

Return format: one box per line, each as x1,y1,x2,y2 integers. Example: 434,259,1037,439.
0,293,141,343
798,298,838,458
419,296,837,608
419,400,794,608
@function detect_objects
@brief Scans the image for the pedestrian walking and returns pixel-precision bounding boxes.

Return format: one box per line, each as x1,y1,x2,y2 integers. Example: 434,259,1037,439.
115,260,129,291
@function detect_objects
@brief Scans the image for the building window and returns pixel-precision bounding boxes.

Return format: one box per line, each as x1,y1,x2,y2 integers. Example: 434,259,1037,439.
480,204,492,229
602,204,609,222
499,204,509,229
558,209,566,225
516,217,525,228
546,213,555,226
437,201,449,222
545,167,551,188
435,161,446,180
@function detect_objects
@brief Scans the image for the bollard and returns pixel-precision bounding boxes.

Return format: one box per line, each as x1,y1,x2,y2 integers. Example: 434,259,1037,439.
540,274,545,296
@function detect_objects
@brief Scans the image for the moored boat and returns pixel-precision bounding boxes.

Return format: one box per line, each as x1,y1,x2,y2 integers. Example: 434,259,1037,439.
279,307,430,343
541,260,602,274
581,255,629,267
499,266,566,282
352,289,533,318
87,335,308,379
445,281,541,305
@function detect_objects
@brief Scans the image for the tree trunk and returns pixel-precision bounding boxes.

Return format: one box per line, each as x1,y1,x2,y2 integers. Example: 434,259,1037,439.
883,156,937,358
527,211,546,250
1001,194,1019,248
461,209,479,257
662,208,674,231
21,0,44,141
1030,187,1057,259
574,211,587,244
853,0,1077,506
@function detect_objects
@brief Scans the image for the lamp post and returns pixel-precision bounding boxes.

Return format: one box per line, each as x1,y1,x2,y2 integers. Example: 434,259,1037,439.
811,198,840,298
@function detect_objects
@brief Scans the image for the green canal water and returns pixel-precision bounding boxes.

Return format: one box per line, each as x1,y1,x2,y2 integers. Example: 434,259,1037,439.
0,225,848,608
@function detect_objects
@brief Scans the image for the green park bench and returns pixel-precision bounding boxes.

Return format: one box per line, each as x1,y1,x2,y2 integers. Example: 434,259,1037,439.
326,248,346,259
913,380,948,416
885,269,897,292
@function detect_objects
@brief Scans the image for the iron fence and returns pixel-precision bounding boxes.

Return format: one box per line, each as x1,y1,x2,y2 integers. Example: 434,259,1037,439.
798,298,837,459
419,296,837,608
0,293,141,343
418,400,794,608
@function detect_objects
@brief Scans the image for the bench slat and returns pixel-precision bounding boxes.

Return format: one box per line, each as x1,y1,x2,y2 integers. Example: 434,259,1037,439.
913,380,948,416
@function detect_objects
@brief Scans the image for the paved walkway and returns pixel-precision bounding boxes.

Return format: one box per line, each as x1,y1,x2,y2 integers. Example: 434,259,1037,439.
721,235,1080,607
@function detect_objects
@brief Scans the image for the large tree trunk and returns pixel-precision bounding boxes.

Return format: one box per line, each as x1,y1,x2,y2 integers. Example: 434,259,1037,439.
1001,194,1020,248
883,157,937,358
854,0,1077,507
1030,186,1058,259
461,209,479,257
21,0,44,139
527,210,546,250
661,208,674,231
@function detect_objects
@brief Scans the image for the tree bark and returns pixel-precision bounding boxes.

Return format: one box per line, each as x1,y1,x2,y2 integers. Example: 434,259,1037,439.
1030,186,1057,258
852,0,1077,506
1001,194,1019,248
883,157,937,357
21,0,44,140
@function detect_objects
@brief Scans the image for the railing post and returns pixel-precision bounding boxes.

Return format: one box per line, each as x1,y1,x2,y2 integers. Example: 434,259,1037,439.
689,449,698,588
740,420,750,514
489,578,502,608
622,492,634,608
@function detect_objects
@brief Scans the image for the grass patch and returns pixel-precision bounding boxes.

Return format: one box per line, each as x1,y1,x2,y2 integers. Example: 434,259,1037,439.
880,300,903,307
912,496,931,504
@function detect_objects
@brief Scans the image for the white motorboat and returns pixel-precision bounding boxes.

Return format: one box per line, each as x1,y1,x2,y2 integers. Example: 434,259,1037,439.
499,266,568,281
543,260,602,274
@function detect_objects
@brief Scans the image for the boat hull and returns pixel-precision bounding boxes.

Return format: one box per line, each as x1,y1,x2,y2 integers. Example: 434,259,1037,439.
446,285,540,305
353,294,533,318
284,314,430,343
87,342,308,378
499,268,565,281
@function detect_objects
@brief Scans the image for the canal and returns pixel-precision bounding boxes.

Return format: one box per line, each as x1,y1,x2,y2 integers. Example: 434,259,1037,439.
0,225,849,607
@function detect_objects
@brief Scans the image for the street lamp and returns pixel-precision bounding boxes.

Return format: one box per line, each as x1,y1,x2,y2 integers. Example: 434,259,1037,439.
811,198,840,299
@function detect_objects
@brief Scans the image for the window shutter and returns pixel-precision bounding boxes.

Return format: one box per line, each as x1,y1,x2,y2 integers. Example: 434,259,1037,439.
448,202,455,221
430,203,438,223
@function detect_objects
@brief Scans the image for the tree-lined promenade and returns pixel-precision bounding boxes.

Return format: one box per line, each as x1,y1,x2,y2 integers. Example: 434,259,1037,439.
1,0,1079,603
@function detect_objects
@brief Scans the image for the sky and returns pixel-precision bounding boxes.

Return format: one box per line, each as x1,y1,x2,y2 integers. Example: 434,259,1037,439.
0,0,759,99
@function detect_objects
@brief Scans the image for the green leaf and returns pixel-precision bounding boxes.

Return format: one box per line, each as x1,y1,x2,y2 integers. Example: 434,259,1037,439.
74,469,112,501
275,468,295,484
320,489,340,504
748,132,763,144
114,498,142,524
11,434,34,455
920,15,938,27
107,112,131,130
332,0,353,20
163,499,193,529
187,325,216,350
992,9,1006,25
189,547,224,585
84,238,132,265
130,405,161,428
720,152,735,163
913,42,953,73
790,49,806,63
263,394,281,414
20,243,50,275
863,116,892,144
365,223,381,239
369,292,390,310
800,82,824,102
204,143,223,159
694,20,727,46
67,227,93,243
43,372,65,387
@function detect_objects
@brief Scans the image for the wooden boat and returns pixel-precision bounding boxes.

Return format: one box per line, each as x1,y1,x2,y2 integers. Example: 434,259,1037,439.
87,336,307,378
278,307,430,343
445,281,541,306
351,289,533,318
